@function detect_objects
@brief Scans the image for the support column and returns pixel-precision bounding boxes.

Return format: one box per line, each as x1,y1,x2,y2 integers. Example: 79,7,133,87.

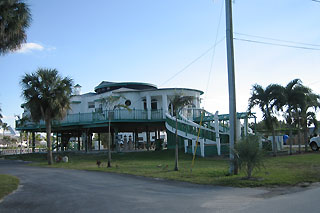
114,128,119,152
146,127,150,151
111,131,114,151
89,133,93,151
192,139,196,154
78,134,81,151
146,95,151,120
200,138,205,157
81,132,87,152
184,139,188,153
162,94,168,119
55,133,59,152
32,132,35,153
214,111,221,156
98,133,101,151
134,130,138,150
236,119,241,141
123,135,128,151
244,117,248,136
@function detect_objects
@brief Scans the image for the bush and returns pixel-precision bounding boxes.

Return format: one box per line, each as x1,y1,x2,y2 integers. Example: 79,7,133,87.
262,140,272,151
155,139,163,151
234,135,265,179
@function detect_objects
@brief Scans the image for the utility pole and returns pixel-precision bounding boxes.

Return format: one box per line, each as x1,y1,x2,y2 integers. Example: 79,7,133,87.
225,0,238,175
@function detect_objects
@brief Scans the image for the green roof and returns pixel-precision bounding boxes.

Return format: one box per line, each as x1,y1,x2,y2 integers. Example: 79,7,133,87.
94,81,157,93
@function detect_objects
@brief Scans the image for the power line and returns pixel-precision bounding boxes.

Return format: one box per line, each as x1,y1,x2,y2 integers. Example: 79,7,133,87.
234,32,320,47
159,37,225,87
204,0,224,103
128,37,225,108
311,0,320,3
234,38,320,51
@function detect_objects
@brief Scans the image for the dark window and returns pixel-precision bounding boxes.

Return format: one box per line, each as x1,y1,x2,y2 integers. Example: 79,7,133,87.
143,99,147,110
151,99,157,110
88,102,95,108
142,99,157,110
125,100,131,106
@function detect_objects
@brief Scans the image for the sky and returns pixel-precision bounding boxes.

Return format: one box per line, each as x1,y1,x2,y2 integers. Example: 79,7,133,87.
1,0,320,129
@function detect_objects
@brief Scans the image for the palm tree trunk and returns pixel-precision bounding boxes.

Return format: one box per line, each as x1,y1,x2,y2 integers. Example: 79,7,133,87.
272,128,277,157
174,116,179,171
45,119,53,165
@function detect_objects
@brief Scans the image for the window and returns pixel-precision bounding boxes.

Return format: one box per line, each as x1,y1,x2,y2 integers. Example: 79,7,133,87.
142,98,157,110
88,102,95,109
125,100,131,106
151,99,157,110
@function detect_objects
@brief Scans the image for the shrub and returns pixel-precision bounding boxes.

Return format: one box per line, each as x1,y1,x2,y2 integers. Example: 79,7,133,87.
234,135,265,179
262,140,272,151
155,139,163,151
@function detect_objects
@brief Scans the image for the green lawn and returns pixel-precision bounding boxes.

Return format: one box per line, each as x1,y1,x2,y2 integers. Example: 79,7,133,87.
0,174,20,200
5,150,320,187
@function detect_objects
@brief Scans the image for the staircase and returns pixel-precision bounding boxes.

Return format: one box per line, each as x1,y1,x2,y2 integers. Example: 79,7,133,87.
165,111,229,157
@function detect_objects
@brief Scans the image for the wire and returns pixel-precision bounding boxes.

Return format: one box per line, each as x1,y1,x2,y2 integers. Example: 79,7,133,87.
204,0,224,104
234,32,320,47
234,38,320,51
159,37,225,87
312,0,320,3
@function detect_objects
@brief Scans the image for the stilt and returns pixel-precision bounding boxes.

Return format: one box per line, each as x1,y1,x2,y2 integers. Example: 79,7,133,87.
98,133,101,151
111,131,114,151
78,134,81,151
146,127,150,151
157,130,160,140
134,130,137,150
114,128,119,152
32,132,35,153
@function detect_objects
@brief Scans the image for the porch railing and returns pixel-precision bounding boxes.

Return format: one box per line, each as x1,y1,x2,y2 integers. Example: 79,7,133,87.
16,109,164,129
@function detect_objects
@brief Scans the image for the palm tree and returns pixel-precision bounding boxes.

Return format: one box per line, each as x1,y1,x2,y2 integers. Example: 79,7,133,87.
0,106,2,124
300,91,320,152
0,0,31,55
283,79,310,155
2,122,9,138
248,84,284,156
99,95,131,167
169,95,194,171
21,68,73,165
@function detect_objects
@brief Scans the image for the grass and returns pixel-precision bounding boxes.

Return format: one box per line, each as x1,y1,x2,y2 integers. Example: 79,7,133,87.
5,150,320,187
0,174,20,200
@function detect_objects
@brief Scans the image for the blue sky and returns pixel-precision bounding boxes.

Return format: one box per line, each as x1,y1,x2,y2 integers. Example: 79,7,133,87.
1,0,320,128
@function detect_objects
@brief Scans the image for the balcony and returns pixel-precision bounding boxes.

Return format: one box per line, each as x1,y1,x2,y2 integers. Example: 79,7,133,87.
16,109,164,130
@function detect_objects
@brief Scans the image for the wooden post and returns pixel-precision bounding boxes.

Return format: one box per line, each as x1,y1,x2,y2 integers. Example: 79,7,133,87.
56,133,59,152
134,130,138,150
146,127,150,151
98,133,101,151
77,133,81,151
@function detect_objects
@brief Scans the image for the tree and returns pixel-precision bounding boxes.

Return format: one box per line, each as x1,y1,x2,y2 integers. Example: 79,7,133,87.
248,84,284,156
234,135,265,179
169,95,194,171
99,95,130,167
0,106,2,124
0,0,31,55
2,122,9,138
21,68,73,165
282,79,310,155
299,91,320,152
